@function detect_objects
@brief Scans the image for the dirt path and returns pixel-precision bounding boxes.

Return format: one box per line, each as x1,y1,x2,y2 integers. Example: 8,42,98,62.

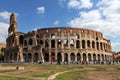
47,71,70,80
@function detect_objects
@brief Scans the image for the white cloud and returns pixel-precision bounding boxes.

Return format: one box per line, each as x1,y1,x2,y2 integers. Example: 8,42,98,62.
54,20,59,26
0,22,9,43
68,0,120,51
37,6,45,14
68,0,93,9
0,11,11,19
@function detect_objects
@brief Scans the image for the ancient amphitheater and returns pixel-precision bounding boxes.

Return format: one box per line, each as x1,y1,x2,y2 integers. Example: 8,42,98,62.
4,13,113,64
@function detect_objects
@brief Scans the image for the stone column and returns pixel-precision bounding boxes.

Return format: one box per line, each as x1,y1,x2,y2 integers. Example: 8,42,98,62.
74,39,76,48
62,53,64,62
75,53,77,62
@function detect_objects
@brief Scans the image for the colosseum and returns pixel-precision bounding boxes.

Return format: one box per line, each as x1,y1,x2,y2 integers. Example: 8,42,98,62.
4,13,113,64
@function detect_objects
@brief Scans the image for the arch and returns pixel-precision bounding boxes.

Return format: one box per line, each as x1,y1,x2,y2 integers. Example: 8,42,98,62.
70,53,75,62
77,53,81,61
83,53,86,62
87,40,90,48
76,34,80,39
51,40,55,48
92,41,95,49
34,53,38,63
29,39,33,45
64,53,68,62
70,39,74,47
51,34,55,39
82,40,85,48
100,42,103,50
40,40,43,45
96,42,99,50
44,53,49,62
64,39,68,47
97,54,100,64
76,40,80,48
57,52,62,62
19,35,24,45
28,53,32,62
88,53,91,62
101,54,104,61
51,52,55,62
23,53,27,62
93,54,96,64
57,39,62,48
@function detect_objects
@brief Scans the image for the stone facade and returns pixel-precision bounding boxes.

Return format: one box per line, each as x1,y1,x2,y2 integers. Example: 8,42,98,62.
4,13,113,64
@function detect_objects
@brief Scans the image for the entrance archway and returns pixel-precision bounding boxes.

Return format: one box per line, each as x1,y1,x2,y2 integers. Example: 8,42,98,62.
51,52,55,62
64,53,68,62
77,53,81,61
28,53,32,62
57,52,62,62
70,53,75,62
93,54,96,64
44,53,49,62
88,53,91,62
34,53,38,63
83,53,86,62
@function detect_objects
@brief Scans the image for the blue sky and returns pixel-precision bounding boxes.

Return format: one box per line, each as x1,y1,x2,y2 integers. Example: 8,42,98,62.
0,0,120,52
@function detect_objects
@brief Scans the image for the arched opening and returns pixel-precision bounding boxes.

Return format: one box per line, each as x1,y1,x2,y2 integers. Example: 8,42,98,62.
105,55,107,61
100,42,103,50
34,53,38,63
40,40,43,45
93,54,96,64
44,53,49,62
70,39,74,48
57,52,62,62
29,39,33,45
28,53,32,62
77,53,81,62
87,40,90,48
19,35,24,46
96,42,99,50
101,54,104,61
70,53,75,62
51,52,55,62
64,53,68,62
64,39,68,47
98,54,100,64
51,34,55,39
82,40,85,48
76,40,80,48
24,40,27,46
23,53,27,62
92,41,95,49
83,53,86,62
76,34,79,39
88,53,91,62
51,40,55,48
57,39,62,48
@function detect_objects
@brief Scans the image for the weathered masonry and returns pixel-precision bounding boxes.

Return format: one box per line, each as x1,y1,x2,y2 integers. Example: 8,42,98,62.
4,13,113,64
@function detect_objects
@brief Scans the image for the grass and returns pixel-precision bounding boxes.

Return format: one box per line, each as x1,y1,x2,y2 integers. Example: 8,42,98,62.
55,65,120,80
0,76,32,80
0,63,120,80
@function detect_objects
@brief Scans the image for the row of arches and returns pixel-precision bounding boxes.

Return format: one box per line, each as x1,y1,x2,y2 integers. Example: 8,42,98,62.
23,38,111,51
22,52,111,63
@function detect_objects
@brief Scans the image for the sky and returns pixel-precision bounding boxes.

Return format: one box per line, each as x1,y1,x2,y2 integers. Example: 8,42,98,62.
0,0,120,52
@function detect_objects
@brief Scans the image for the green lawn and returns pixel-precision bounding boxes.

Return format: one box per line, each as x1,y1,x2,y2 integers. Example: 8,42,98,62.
0,63,119,80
